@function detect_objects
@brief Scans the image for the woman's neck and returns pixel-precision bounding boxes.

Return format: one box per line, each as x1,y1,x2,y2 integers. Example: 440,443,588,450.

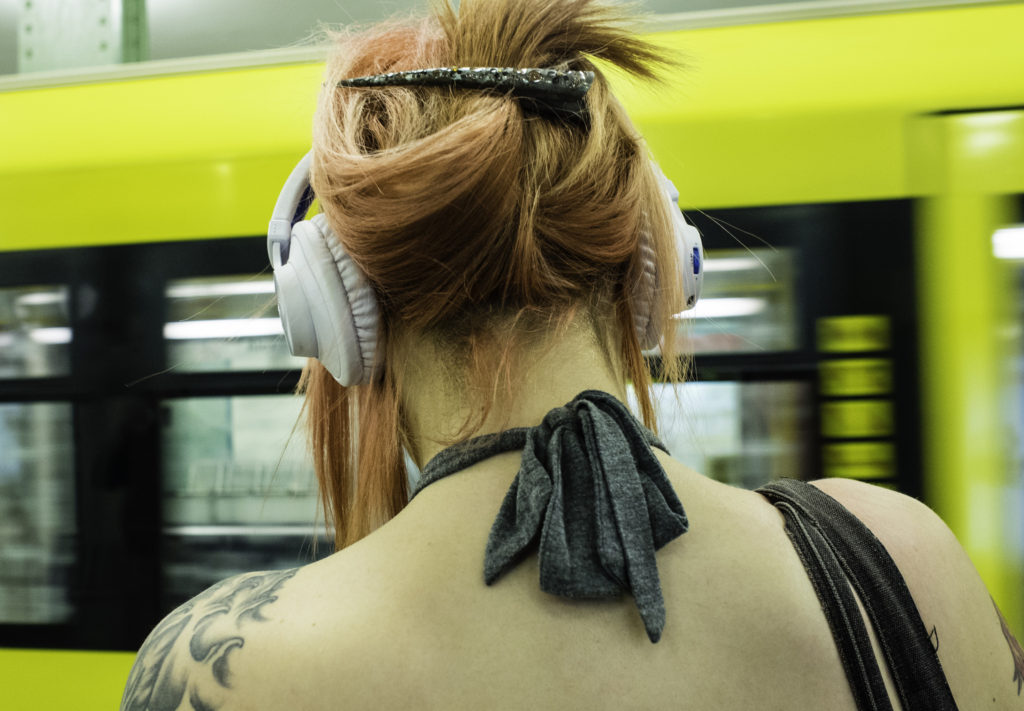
399,322,628,468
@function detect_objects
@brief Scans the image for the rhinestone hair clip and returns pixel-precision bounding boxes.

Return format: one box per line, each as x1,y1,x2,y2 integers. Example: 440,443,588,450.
337,67,595,120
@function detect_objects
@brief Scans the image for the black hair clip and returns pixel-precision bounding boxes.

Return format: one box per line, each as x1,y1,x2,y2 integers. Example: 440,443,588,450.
337,66,595,121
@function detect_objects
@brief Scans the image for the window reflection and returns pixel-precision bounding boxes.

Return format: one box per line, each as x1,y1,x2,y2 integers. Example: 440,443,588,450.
162,395,317,525
161,394,323,607
670,248,798,354
1005,255,1024,561
0,286,71,378
165,276,304,373
630,381,813,488
0,402,74,623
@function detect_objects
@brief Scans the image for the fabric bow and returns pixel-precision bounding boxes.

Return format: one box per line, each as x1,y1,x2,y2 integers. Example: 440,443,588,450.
482,390,689,643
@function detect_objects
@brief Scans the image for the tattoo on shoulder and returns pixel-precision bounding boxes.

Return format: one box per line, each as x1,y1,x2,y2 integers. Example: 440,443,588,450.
120,567,299,711
992,597,1024,696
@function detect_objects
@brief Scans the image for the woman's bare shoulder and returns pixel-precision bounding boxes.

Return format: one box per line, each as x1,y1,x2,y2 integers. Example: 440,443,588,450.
119,567,303,711
810,478,1024,708
808,477,973,591
807,477,965,574
119,542,416,711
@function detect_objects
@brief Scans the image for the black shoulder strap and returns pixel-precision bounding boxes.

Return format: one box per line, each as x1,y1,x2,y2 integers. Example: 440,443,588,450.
760,482,894,710
758,479,958,711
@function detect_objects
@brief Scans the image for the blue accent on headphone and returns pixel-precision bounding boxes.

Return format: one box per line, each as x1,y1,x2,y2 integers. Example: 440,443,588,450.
692,247,702,275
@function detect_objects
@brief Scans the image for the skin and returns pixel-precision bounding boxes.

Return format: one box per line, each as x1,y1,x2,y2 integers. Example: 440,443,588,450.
122,317,1024,710
398,315,630,469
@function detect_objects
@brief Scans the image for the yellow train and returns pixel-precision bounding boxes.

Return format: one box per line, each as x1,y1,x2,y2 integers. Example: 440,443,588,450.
1,2,1023,708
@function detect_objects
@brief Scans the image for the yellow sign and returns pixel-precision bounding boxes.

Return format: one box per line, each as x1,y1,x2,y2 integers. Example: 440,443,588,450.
821,399,894,438
823,442,895,480
820,359,893,396
817,315,891,353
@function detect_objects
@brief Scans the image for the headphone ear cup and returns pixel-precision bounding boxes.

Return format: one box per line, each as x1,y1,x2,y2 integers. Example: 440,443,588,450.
274,257,319,359
274,215,380,386
635,164,704,350
670,209,704,311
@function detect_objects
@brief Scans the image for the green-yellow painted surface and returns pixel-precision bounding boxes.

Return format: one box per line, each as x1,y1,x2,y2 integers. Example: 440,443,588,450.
628,4,1024,120
0,63,322,173
823,442,895,481
913,102,1023,633
618,2,1024,207
817,315,892,353
821,399,894,439
915,111,1024,195
639,110,908,209
0,154,304,247
819,359,892,397
2,3,1024,250
0,648,135,710
0,62,321,251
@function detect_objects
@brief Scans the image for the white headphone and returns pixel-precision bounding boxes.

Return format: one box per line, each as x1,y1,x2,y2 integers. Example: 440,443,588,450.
268,151,703,386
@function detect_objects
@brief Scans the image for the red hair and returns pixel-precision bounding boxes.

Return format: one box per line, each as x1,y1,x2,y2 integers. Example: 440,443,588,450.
301,0,689,550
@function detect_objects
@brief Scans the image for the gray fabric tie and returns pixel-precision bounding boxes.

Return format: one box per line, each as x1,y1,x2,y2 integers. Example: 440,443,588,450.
411,390,689,643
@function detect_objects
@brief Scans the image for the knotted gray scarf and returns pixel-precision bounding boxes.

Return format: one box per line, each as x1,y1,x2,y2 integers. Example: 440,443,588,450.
410,389,689,643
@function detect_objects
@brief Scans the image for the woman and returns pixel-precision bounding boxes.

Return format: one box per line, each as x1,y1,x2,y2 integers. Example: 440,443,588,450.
121,1,1020,708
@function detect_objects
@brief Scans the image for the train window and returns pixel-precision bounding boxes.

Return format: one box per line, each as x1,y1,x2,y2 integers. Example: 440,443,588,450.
0,286,71,378
1001,218,1024,550
0,401,74,623
680,247,798,354
160,394,322,608
164,275,305,373
630,380,813,489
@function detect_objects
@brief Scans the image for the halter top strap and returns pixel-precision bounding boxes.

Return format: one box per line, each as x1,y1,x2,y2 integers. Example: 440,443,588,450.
411,389,689,643
413,427,533,494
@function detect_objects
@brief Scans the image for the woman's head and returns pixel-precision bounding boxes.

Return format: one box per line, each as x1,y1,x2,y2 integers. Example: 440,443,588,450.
301,0,688,549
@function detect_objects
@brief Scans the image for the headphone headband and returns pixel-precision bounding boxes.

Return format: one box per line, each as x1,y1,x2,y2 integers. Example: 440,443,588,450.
268,151,316,268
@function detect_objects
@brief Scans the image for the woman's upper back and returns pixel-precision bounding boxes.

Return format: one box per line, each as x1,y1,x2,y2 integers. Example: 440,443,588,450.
126,452,1020,710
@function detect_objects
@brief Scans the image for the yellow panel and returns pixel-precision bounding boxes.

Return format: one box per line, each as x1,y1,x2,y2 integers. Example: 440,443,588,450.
909,111,1024,196
823,442,895,480
621,3,1024,120
620,3,1024,207
0,64,319,251
0,648,135,710
639,110,907,209
821,399,894,439
0,63,323,175
0,154,301,250
817,316,891,353
942,112,1024,195
820,359,893,397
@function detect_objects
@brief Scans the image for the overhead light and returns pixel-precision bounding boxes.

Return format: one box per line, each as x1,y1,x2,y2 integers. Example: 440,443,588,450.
702,257,764,272
164,318,284,340
167,280,276,299
29,327,72,344
993,226,1024,260
15,291,65,307
675,297,767,320
163,525,328,537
